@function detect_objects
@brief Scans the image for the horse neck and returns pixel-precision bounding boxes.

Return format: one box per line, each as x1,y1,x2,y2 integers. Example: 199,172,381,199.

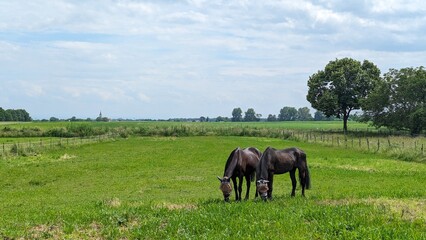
258,149,271,180
224,148,240,177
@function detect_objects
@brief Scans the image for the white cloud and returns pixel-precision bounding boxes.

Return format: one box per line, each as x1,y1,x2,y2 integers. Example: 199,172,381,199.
370,0,426,13
138,93,151,103
20,82,45,97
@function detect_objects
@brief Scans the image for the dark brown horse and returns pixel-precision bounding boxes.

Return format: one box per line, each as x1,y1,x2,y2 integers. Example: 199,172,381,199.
217,147,261,202
256,147,311,200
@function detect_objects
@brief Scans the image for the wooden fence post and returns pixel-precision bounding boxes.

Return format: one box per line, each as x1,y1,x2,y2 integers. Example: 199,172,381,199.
367,138,370,151
377,139,380,152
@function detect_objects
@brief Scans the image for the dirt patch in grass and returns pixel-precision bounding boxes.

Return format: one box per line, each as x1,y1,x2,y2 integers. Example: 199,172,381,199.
335,165,376,172
155,202,198,211
317,198,426,222
28,224,64,239
104,197,121,208
59,153,77,160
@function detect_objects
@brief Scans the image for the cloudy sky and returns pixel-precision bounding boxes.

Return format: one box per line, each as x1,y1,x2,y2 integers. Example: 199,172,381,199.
1,0,425,120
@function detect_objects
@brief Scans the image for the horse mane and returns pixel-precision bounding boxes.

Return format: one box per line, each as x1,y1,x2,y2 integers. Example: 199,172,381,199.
223,147,240,177
258,147,275,180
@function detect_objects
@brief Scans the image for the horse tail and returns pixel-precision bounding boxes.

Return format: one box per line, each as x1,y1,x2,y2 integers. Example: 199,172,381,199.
305,165,311,189
298,150,311,189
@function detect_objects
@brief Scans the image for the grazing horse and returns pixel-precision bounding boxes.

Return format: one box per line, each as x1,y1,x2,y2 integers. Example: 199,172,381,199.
217,147,261,202
256,147,311,200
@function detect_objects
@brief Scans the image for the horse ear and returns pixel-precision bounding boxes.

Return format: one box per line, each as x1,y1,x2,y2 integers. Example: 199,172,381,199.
217,176,222,181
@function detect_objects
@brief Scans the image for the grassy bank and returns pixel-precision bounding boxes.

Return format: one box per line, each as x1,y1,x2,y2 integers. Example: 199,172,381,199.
1,136,425,238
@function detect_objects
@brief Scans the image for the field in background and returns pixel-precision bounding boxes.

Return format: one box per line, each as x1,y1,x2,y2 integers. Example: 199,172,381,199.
0,136,425,238
1,121,425,163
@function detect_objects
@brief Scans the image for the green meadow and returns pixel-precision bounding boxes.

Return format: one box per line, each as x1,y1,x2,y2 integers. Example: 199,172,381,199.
1,135,425,239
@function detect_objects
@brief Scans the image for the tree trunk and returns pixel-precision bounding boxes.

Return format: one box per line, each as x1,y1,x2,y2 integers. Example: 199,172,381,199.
343,113,349,134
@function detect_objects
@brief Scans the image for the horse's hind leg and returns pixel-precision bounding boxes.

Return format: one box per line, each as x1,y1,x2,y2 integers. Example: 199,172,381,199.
300,169,306,197
290,169,297,197
244,175,250,200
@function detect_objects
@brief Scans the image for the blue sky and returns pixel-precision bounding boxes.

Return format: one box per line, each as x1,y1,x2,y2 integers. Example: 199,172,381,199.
1,0,425,119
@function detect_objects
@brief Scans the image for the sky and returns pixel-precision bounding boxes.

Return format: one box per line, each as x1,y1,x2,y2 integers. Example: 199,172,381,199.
1,0,426,120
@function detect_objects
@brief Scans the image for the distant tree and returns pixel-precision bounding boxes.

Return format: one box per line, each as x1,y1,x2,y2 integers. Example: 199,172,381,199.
307,58,381,132
314,111,324,121
19,109,31,121
314,111,326,121
231,108,243,122
244,108,260,122
200,116,206,122
267,114,277,122
362,67,426,135
278,106,297,121
216,116,224,122
50,117,60,122
5,109,14,121
297,107,313,121
0,108,31,121
0,108,5,121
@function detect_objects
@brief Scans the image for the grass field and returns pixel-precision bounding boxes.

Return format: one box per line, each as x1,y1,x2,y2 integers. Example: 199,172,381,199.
1,136,425,239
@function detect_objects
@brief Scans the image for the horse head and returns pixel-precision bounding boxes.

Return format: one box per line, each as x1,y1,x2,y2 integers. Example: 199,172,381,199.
217,176,232,202
256,179,269,201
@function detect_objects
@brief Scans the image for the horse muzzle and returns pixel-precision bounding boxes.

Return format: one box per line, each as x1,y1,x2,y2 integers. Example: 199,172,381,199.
260,192,268,201
223,193,231,202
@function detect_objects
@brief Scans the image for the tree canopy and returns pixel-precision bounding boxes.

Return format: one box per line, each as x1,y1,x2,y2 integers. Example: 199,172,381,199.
307,58,380,132
231,108,243,122
244,108,261,122
0,108,32,122
362,67,426,135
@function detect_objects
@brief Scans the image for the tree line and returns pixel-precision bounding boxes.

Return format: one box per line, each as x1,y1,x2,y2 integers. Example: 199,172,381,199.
226,107,335,122
0,108,32,122
306,58,425,134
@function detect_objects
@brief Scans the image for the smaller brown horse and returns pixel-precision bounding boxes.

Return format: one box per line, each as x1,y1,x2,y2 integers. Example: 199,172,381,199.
217,147,261,202
256,147,311,200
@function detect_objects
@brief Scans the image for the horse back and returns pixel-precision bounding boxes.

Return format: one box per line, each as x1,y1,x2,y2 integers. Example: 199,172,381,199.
240,147,261,172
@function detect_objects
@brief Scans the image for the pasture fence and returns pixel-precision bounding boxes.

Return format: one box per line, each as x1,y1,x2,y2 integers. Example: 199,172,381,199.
288,130,425,162
1,124,425,162
0,133,115,157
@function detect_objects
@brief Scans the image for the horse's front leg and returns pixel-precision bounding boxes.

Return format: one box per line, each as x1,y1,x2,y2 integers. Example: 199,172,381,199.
290,169,297,197
237,176,243,201
231,177,239,201
268,173,274,200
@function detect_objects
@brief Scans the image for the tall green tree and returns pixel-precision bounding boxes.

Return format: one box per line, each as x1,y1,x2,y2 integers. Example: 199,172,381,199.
278,106,297,121
0,108,31,121
362,67,426,135
297,107,313,121
307,58,380,132
267,114,277,122
231,107,243,122
244,108,261,122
